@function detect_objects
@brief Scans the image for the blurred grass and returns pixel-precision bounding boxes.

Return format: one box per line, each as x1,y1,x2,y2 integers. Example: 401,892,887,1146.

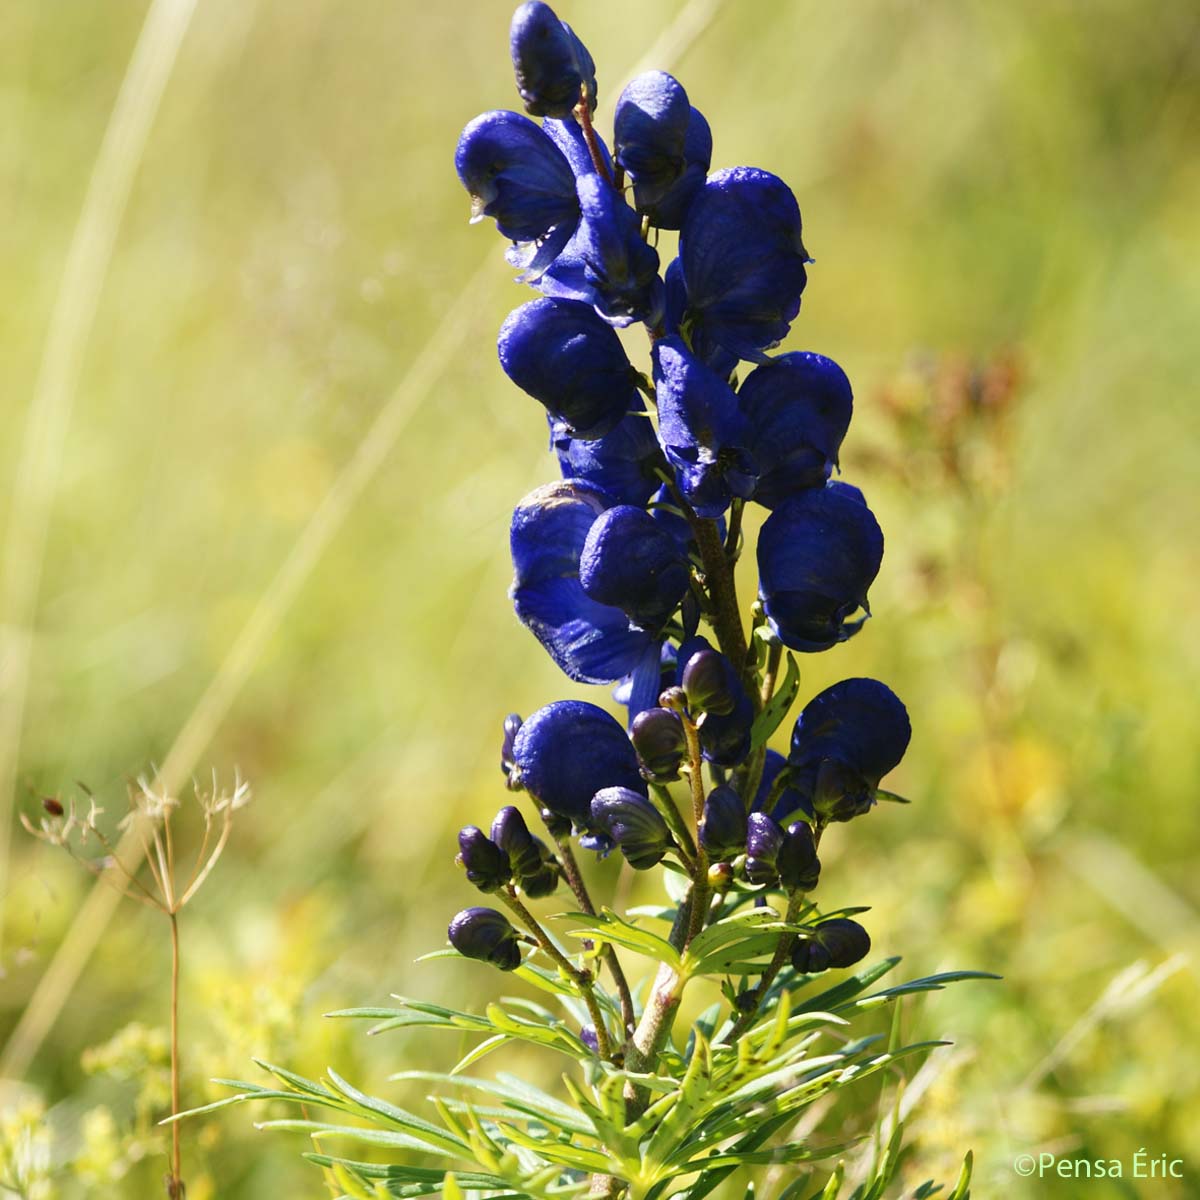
2,0,1199,1195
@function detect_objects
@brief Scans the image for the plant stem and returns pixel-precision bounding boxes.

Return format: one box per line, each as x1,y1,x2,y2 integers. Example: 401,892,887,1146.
649,783,697,866
722,891,805,1044
692,518,751,684
678,715,710,947
167,909,184,1198
501,890,613,1061
552,835,637,1035
574,86,613,185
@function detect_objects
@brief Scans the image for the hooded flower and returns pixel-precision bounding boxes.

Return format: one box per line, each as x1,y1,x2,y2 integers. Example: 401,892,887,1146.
744,812,784,885
498,297,640,439
757,482,884,651
448,907,522,971
791,918,871,973
614,71,691,213
678,166,808,364
648,106,712,230
590,786,671,869
553,407,662,508
579,504,690,632
455,110,580,278
777,821,820,893
509,1,597,118
510,699,647,829
456,826,512,892
492,806,558,898
510,481,656,683
740,352,854,508
788,677,911,822
652,336,757,518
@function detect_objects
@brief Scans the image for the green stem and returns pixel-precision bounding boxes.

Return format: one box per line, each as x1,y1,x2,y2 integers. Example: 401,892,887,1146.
552,834,636,1035
721,891,805,1044
501,889,613,1061
650,783,697,866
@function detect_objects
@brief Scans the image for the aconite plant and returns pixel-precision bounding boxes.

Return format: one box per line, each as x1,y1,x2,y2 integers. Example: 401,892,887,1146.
188,5,993,1196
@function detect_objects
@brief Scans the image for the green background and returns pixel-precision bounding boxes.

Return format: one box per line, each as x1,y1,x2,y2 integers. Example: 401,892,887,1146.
2,0,1198,1195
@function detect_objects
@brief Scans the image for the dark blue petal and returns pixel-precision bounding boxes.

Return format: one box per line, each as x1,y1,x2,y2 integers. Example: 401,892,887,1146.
574,175,664,328
512,699,647,827
543,116,613,179
510,2,597,118
455,110,579,244
757,482,884,651
510,481,654,683
699,783,747,859
675,635,754,766
554,406,662,508
448,907,522,971
614,71,691,212
498,297,640,439
580,505,690,631
590,786,670,869
653,336,757,518
680,166,808,363
649,107,712,230
631,705,686,780
788,677,911,821
740,352,854,508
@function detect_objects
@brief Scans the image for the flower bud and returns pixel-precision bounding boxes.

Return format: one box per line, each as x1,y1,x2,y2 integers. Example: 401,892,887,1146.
501,713,523,783
777,821,820,893
680,647,738,715
510,1,597,119
590,786,671,870
791,918,870,974
744,812,784,885
490,806,540,878
580,1023,600,1054
699,784,747,860
456,826,511,892
631,706,686,780
448,907,522,971
707,860,733,889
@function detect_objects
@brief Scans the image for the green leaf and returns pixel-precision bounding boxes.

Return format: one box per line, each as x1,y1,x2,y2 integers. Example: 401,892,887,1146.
949,1149,974,1200
750,653,800,751
874,788,911,805
448,1033,507,1075
253,1120,458,1158
563,907,681,968
846,970,1001,1011
323,1069,468,1154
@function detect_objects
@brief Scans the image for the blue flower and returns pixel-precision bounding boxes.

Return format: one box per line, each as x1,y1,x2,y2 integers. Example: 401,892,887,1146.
757,481,884,651
553,408,662,508
652,336,757,518
448,907,522,971
590,787,671,869
510,481,656,683
791,918,871,973
580,504,690,631
499,298,640,439
787,678,911,822
455,110,579,274
510,482,656,683
510,699,647,829
500,712,523,782
648,106,711,230
699,784,747,860
740,352,854,508
614,71,691,213
678,166,808,364
753,748,813,825
573,175,664,327
680,645,739,715
509,1,597,118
